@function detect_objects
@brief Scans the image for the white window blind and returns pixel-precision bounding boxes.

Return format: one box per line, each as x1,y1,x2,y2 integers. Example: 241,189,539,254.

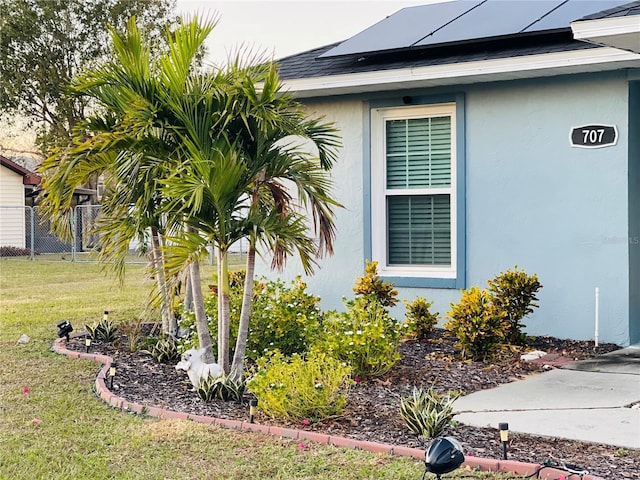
385,116,452,267
385,116,451,190
387,194,451,265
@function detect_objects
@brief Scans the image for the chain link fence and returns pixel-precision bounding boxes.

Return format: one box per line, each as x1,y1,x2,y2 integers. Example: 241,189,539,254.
1,205,117,261
0,205,247,264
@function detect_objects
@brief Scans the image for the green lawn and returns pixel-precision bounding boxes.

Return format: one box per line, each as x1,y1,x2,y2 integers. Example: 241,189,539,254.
0,259,515,479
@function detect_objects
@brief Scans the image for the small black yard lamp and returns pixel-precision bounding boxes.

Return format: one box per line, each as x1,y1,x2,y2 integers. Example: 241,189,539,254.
499,422,509,460
249,398,258,423
108,362,117,390
85,337,92,353
56,320,73,341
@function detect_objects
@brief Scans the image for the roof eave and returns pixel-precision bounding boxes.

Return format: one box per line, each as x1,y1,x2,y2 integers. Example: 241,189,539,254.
281,47,640,98
571,15,640,54
23,173,41,186
0,156,41,185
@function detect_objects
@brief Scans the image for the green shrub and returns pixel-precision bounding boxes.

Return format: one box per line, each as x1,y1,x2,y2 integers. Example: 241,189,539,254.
196,373,246,403
142,336,180,363
0,245,33,257
400,387,460,440
487,266,543,345
353,260,399,307
85,318,119,343
445,287,508,361
177,279,243,357
247,351,351,421
404,297,439,341
178,275,321,361
176,308,199,352
314,297,401,378
247,277,321,360
118,319,144,352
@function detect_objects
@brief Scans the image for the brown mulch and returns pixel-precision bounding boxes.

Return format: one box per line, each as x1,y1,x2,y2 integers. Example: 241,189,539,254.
66,329,640,479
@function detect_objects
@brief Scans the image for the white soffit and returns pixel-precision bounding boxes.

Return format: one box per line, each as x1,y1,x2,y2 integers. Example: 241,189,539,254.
282,47,640,98
571,15,640,54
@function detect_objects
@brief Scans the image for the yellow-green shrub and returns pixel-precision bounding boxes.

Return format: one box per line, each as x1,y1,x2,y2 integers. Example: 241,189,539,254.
404,297,439,340
353,260,399,307
445,287,507,361
247,277,321,359
247,351,351,421
487,266,543,345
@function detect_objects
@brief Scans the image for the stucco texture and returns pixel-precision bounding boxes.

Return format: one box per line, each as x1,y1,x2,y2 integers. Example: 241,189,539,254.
256,72,632,345
464,74,629,345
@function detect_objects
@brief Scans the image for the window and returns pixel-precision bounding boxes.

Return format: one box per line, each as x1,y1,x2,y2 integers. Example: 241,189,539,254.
371,103,457,280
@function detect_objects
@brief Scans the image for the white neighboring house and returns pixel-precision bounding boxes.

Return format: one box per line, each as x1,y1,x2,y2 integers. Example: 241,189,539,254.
0,155,40,248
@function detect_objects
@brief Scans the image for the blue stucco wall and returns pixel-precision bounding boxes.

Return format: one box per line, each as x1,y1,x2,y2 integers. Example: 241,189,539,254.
255,72,632,345
464,74,629,345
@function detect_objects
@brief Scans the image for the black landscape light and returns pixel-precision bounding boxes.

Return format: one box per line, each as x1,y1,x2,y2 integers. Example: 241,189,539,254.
85,337,92,353
499,422,509,460
423,436,464,480
249,398,258,423
109,362,117,390
103,310,109,321
56,320,73,341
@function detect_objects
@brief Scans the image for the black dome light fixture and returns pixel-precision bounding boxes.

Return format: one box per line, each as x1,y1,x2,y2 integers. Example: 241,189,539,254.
56,320,73,341
422,436,464,480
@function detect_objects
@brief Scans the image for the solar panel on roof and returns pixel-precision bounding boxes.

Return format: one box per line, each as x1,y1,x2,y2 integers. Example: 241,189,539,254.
318,0,483,58
414,0,564,48
523,0,633,32
320,0,634,59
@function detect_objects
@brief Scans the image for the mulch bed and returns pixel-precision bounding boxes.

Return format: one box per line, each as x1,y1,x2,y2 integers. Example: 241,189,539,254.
66,328,640,479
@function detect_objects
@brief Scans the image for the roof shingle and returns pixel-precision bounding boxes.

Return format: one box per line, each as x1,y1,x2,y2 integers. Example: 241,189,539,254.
578,0,640,20
276,35,597,81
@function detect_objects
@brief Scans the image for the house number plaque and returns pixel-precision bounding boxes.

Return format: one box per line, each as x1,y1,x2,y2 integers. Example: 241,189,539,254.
570,124,617,149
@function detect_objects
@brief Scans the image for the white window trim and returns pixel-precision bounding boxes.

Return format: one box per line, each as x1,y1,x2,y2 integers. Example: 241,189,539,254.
371,103,457,279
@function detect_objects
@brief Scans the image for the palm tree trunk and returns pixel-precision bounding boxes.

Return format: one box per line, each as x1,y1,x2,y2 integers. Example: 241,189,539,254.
183,268,193,312
150,227,173,335
231,243,256,378
217,247,230,373
190,259,215,363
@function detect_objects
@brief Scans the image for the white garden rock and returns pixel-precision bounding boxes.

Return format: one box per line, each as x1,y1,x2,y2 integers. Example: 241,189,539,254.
520,350,547,362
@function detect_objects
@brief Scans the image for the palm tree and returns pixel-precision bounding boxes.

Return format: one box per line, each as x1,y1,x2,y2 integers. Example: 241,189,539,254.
220,59,342,377
159,57,342,374
39,16,218,341
40,16,342,375
160,137,253,370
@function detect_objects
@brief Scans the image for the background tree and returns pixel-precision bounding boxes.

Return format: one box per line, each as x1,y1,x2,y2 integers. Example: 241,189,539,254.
0,0,177,156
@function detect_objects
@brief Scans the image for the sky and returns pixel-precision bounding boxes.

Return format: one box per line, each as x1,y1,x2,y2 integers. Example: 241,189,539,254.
176,0,442,65
1,0,442,162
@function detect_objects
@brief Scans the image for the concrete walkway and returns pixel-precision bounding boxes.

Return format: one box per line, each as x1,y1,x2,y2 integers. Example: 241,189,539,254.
454,346,640,449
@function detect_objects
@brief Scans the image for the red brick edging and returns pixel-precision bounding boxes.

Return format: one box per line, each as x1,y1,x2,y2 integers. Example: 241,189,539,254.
53,338,604,480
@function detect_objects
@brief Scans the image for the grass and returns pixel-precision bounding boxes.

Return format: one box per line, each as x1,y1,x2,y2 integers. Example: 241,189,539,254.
0,259,517,479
